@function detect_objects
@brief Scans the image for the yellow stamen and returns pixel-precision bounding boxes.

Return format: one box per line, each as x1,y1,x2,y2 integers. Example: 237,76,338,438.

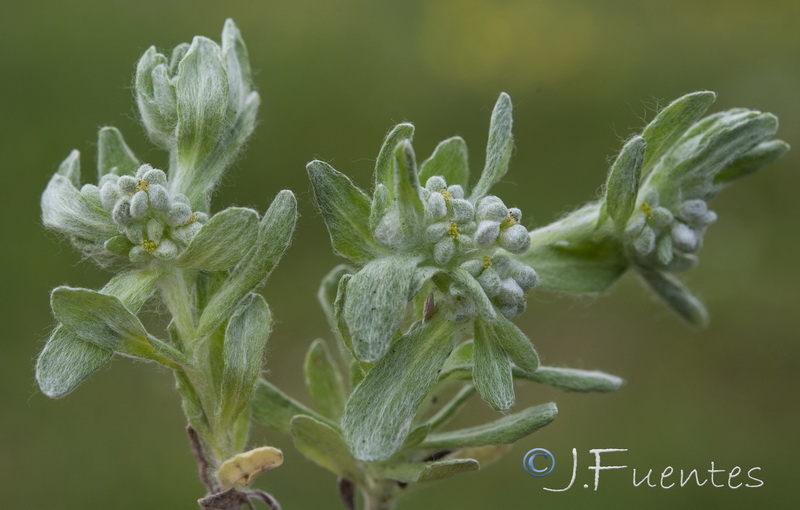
641,202,653,220
142,240,157,253
136,179,150,192
482,256,492,269
439,189,452,203
448,222,460,238
188,212,198,224
500,215,517,230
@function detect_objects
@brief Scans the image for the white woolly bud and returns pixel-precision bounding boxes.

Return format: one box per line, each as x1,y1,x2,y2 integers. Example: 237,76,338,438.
172,222,202,245
142,168,167,187
99,173,119,187
425,222,449,243
650,207,674,229
124,224,144,244
128,245,149,263
491,254,511,275
511,262,537,291
433,237,456,265
146,218,164,243
499,224,530,253
152,238,178,260
477,267,501,296
425,192,447,220
634,226,656,256
135,164,153,179
80,184,101,204
456,235,476,254
641,188,660,206
497,278,523,305
477,196,508,222
460,221,477,235
130,190,149,219
100,182,120,211
450,198,474,222
625,211,647,238
656,234,673,265
194,212,209,223
148,184,169,211
112,199,132,226
475,220,500,246
508,207,522,222
447,185,465,199
700,211,717,226
671,222,699,253
679,199,708,223
118,175,138,193
167,202,192,226
498,303,518,319
460,259,484,277
425,176,447,192
171,193,190,206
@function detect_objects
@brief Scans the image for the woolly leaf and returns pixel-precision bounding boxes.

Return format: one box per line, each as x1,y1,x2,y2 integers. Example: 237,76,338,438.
491,314,538,374
36,327,112,399
714,139,790,187
393,140,424,241
219,293,271,422
198,190,297,336
252,379,334,434
421,403,558,449
449,268,496,320
374,458,479,484
446,445,512,468
604,135,646,228
419,136,470,190
57,149,81,187
41,173,117,243
318,265,353,331
641,91,716,176
291,416,363,483
343,254,421,362
374,123,415,200
342,315,455,461
473,314,514,411
638,268,708,327
97,127,140,178
471,93,513,199
307,160,384,263
522,366,624,392
304,339,347,421
178,207,259,270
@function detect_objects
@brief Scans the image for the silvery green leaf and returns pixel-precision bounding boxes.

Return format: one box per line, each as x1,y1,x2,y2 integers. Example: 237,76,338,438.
318,265,354,331
449,268,496,320
638,268,709,327
304,339,347,421
42,164,117,243
604,135,646,228
646,109,779,203
57,149,80,187
446,445,511,468
307,160,385,263
97,127,140,178
373,458,479,484
473,314,514,411
252,378,334,434
369,183,390,231
102,269,161,312
198,190,297,336
51,287,152,357
219,293,271,423
342,315,455,461
343,254,421,362
221,19,252,110
135,47,174,147
374,123,415,200
393,140,425,241
521,366,624,392
439,340,474,380
420,402,557,449
419,136,470,190
422,384,475,430
36,327,112,399
471,93,513,200
713,139,790,187
491,314,538,374
177,207,259,270
290,415,363,483
641,91,716,176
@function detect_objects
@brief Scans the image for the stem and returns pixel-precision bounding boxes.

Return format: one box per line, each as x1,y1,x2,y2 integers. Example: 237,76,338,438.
362,481,397,510
160,268,198,344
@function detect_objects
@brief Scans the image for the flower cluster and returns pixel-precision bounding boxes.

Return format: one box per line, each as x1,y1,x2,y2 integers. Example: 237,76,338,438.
90,165,207,262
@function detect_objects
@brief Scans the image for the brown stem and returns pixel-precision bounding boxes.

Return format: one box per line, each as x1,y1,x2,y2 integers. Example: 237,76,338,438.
187,425,218,494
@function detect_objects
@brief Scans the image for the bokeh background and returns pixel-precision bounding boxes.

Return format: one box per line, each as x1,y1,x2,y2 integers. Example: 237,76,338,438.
1,1,798,508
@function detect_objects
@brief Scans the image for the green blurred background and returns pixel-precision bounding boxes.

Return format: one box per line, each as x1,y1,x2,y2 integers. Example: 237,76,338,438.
2,0,798,508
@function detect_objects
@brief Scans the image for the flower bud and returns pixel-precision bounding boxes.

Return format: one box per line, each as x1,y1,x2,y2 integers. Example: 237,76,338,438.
477,196,508,222
433,237,455,265
425,176,447,192
130,191,149,219
499,224,530,253
451,198,474,222
447,184,465,199
425,192,447,220
475,220,500,247
671,222,699,253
